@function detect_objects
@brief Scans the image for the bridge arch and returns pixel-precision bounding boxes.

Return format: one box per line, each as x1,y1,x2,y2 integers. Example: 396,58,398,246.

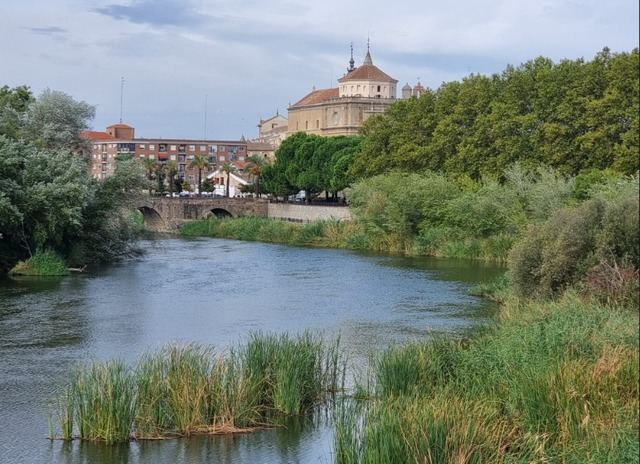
138,206,167,230
208,208,233,219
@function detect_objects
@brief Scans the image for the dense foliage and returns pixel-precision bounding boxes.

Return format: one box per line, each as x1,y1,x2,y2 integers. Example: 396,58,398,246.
350,48,639,179
336,293,639,463
262,133,362,201
0,86,147,273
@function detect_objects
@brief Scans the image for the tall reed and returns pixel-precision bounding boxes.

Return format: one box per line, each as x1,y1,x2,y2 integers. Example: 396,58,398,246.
52,333,343,443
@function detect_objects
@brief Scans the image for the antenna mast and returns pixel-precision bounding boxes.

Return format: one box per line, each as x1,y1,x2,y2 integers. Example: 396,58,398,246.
119,76,125,123
203,94,208,140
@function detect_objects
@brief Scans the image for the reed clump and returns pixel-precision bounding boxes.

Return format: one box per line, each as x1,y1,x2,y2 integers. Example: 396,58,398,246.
335,294,639,463
51,332,343,443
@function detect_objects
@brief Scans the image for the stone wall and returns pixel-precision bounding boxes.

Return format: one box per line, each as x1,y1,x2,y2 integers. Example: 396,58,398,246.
267,203,352,222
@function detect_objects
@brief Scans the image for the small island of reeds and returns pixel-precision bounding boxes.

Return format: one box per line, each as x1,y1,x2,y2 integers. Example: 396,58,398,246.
49,333,343,443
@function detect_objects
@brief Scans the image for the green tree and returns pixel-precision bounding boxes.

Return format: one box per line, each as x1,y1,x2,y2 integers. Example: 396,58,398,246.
190,154,209,196
142,158,156,181
165,160,178,195
0,85,33,140
349,48,640,179
25,89,95,152
245,154,267,197
155,163,166,194
221,162,236,197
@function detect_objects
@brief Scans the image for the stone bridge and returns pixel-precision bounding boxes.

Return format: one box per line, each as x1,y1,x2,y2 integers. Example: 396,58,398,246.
138,197,268,231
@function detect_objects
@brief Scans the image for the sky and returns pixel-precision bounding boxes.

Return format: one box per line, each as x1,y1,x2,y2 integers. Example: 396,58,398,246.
1,0,638,140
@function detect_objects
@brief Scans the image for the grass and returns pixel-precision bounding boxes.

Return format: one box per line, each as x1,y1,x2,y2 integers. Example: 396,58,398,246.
180,216,516,261
9,248,69,276
50,332,343,442
334,293,639,463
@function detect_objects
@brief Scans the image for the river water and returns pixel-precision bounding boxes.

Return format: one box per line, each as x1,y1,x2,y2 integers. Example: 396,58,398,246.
0,238,503,464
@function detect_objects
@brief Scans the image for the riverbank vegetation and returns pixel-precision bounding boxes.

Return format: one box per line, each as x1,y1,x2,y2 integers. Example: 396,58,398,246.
182,166,638,263
333,170,638,462
8,248,69,276
334,294,638,463
51,333,343,443
0,86,148,274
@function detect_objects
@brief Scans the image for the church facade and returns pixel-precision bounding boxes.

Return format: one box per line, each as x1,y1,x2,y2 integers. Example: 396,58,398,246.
287,47,399,137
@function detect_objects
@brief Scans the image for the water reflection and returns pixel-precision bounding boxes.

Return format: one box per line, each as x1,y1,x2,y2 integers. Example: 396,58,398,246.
0,238,503,463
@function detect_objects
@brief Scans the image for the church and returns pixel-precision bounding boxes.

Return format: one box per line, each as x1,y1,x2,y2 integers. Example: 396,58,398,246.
287,45,410,137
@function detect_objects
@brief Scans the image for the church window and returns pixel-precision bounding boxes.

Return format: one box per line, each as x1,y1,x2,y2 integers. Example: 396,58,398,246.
377,85,381,92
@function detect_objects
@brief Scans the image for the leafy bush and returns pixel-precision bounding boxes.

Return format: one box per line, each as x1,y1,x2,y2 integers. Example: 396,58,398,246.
509,180,639,298
9,248,69,276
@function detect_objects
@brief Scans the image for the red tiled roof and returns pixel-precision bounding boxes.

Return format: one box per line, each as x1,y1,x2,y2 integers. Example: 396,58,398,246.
338,64,397,83
290,88,339,108
81,131,114,141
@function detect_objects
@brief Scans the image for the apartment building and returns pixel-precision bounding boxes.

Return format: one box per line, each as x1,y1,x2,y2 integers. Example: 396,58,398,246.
82,124,248,187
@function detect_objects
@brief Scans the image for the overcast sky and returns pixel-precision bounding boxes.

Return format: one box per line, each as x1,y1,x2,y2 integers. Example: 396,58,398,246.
1,0,638,140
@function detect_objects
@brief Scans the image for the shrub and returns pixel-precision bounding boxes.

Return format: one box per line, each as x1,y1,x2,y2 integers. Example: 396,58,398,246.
9,248,69,276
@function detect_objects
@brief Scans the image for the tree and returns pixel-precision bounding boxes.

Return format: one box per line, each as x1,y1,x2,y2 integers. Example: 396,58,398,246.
24,89,95,152
245,154,267,197
0,85,33,140
348,48,640,179
165,160,178,195
201,178,214,193
190,154,209,196
221,162,236,198
155,163,166,194
143,158,156,181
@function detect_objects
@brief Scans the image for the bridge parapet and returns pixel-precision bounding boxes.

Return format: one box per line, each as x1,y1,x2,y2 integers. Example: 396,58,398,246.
139,197,269,230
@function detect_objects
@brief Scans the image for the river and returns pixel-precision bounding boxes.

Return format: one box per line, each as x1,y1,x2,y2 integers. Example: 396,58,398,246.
0,238,503,464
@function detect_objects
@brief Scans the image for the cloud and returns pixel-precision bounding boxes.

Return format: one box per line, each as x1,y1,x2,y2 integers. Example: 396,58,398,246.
29,26,67,36
94,0,204,27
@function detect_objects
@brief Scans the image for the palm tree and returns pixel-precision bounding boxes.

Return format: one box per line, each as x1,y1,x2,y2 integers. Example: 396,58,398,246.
165,160,178,196
142,158,156,181
221,162,236,198
245,154,267,197
154,162,166,193
190,154,209,196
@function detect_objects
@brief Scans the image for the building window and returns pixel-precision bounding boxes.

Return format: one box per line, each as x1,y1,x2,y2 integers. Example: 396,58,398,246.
140,154,145,158
377,85,381,92
200,145,206,151
149,154,155,159
170,154,176,161
179,164,185,172
149,144,155,150
170,145,177,151
305,121,308,129
316,120,319,128
178,154,186,162
189,145,195,151
238,156,245,161
159,144,166,152
139,144,145,149
219,155,225,161
101,163,107,172
209,145,217,154
296,122,299,130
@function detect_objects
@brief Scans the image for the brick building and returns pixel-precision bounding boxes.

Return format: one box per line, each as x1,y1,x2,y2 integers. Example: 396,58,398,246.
82,124,249,188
